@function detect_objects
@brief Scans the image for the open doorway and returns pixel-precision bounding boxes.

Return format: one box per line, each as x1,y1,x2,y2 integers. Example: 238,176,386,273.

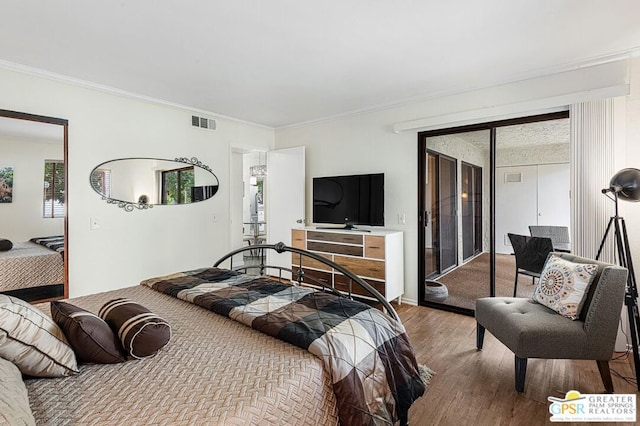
229,150,268,266
229,146,305,271
243,151,267,263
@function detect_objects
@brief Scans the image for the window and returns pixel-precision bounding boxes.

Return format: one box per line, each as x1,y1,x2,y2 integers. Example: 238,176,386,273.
161,167,194,204
90,168,112,197
43,160,64,218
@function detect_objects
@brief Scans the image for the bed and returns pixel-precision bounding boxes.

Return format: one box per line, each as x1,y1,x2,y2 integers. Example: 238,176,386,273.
10,243,427,425
0,236,64,301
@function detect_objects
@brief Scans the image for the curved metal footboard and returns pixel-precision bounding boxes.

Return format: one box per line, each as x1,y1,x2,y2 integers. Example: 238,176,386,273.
213,242,400,322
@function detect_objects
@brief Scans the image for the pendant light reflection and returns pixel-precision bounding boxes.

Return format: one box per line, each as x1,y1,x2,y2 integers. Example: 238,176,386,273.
250,152,267,178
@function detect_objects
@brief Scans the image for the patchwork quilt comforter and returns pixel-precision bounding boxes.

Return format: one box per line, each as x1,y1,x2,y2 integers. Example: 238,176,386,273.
29,235,64,258
142,267,426,425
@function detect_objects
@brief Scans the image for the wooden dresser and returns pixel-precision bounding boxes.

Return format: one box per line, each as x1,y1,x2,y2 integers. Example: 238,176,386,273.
291,227,404,303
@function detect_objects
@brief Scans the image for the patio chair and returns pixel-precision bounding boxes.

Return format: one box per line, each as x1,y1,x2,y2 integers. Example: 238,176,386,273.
529,225,571,252
508,233,554,297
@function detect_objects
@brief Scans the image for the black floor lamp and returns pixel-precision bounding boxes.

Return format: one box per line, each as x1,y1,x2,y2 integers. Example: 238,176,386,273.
596,168,640,391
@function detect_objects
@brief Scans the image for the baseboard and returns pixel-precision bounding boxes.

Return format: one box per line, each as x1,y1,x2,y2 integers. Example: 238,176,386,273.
399,297,417,306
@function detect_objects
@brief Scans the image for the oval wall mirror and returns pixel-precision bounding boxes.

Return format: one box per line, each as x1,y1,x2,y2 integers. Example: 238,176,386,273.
90,157,219,211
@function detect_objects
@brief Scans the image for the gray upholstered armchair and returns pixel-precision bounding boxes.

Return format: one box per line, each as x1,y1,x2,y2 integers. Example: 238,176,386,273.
475,253,628,393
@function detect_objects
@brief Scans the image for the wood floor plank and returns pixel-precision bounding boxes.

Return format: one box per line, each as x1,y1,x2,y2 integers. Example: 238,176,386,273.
399,304,638,425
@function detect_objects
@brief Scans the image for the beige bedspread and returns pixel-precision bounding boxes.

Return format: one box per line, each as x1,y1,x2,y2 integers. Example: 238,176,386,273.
25,285,339,425
0,242,63,291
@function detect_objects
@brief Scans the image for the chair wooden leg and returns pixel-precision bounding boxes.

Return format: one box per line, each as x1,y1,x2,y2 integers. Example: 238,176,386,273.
476,324,485,350
515,356,527,393
596,360,614,393
513,273,519,297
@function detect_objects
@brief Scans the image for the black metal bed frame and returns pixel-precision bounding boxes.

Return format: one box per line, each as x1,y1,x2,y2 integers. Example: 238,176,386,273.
213,242,400,322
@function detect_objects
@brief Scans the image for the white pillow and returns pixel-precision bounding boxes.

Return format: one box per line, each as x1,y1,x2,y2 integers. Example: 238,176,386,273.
0,295,78,377
532,255,598,320
0,357,36,425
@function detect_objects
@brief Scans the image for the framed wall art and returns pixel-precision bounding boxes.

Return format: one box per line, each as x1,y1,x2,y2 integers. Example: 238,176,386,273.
0,166,14,203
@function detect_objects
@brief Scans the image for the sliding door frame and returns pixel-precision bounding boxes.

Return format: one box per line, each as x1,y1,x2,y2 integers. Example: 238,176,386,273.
417,110,569,315
424,150,458,277
461,161,483,261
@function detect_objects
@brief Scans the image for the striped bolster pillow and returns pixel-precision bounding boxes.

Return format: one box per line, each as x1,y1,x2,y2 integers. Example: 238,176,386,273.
98,299,171,360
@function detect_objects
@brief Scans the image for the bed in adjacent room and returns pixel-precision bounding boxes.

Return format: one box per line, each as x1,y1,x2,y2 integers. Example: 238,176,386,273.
7,243,427,425
0,236,64,301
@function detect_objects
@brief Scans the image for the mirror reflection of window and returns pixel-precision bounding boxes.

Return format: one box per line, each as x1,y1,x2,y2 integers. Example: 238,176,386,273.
43,160,64,218
90,168,111,198
161,166,194,205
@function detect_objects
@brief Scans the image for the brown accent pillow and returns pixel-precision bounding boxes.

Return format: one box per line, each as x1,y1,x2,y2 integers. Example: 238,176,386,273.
51,301,126,364
0,294,78,377
98,298,171,359
0,239,12,251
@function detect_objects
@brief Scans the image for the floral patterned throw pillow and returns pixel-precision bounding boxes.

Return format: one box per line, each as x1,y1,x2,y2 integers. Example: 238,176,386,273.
532,255,598,320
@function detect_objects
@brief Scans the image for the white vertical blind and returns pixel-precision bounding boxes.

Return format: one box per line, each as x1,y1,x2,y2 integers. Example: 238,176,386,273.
570,99,616,263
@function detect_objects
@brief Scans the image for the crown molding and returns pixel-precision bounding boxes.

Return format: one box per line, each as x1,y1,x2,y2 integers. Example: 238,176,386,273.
0,59,274,131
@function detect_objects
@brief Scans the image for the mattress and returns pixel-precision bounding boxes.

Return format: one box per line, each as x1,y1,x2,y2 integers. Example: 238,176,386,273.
25,285,339,425
0,242,63,292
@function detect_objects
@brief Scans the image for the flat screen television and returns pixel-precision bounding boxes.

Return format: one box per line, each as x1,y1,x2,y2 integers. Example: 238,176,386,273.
313,173,384,228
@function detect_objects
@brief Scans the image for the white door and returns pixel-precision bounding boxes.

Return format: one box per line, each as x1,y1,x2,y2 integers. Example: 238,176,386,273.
266,146,305,273
496,163,571,254
495,165,538,254
537,163,570,227
229,150,245,265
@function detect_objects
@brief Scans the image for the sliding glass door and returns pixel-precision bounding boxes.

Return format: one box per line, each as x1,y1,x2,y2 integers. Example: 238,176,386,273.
419,130,491,313
424,151,458,278
461,162,483,261
417,111,570,315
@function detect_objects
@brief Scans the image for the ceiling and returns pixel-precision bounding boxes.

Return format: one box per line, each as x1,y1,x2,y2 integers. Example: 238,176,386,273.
1,1,639,128
0,116,63,145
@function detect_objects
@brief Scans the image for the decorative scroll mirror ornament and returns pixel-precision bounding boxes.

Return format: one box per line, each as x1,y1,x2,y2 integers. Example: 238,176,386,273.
90,157,219,211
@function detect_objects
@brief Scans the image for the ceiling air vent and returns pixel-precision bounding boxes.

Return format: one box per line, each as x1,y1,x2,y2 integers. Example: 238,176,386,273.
192,115,216,131
504,172,522,183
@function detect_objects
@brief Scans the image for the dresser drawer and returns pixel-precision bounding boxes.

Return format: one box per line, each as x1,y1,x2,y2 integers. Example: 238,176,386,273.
291,229,306,249
307,241,363,257
291,252,332,271
364,235,385,259
334,274,386,297
307,231,363,245
293,268,332,289
334,255,385,280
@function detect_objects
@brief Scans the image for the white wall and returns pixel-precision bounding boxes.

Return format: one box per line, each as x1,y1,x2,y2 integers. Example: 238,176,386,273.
0,67,274,298
496,143,570,167
622,57,640,349
0,138,64,241
275,58,636,305
625,57,640,273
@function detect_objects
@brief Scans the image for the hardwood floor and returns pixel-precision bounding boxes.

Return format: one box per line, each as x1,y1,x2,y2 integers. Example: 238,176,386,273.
399,304,638,426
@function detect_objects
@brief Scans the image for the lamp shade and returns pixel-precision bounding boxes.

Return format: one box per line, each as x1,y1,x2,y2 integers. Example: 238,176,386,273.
610,168,640,202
